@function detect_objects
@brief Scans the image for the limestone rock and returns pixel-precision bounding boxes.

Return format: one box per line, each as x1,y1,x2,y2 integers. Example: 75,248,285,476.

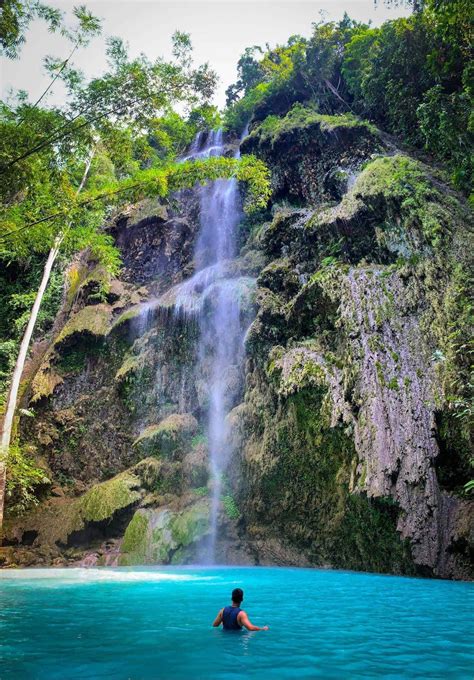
133,414,199,458
118,501,210,565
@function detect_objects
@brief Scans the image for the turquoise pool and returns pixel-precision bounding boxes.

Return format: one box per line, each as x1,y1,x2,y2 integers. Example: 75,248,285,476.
0,566,472,678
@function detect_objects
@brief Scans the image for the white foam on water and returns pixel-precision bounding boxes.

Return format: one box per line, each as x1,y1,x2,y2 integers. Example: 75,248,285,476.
0,568,217,584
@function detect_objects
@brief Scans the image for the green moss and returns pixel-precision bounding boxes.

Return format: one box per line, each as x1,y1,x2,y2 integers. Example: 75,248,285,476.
30,362,63,402
77,471,141,523
242,385,413,574
119,509,170,566
191,433,207,448
55,304,112,346
133,414,198,458
120,511,149,555
115,354,141,382
119,502,210,566
252,104,377,148
169,503,209,546
277,350,327,398
355,156,464,248
132,457,163,491
312,154,467,259
375,361,386,386
5,468,142,548
56,341,107,375
111,305,142,331
66,263,111,307
332,494,414,574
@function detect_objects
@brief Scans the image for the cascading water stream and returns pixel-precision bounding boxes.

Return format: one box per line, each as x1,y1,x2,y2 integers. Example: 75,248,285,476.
173,128,250,562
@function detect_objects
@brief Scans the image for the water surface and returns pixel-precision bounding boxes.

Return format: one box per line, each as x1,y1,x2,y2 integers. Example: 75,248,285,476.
0,566,472,679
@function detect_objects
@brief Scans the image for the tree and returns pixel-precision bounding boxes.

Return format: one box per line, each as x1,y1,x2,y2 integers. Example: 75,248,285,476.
225,46,265,106
0,2,100,59
0,0,61,58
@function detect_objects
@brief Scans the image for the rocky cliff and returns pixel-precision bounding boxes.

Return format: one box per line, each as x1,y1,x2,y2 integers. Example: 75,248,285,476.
1,111,472,579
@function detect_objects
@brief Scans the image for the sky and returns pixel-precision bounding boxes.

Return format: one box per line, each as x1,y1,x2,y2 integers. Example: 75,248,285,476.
0,0,410,110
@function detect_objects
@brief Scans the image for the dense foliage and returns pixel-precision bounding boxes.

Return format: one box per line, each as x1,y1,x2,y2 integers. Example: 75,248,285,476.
225,2,473,194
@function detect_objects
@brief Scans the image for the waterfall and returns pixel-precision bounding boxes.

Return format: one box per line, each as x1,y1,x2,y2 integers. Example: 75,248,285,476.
176,128,250,562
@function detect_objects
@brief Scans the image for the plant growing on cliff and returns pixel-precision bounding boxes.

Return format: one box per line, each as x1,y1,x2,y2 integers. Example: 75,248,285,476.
5,443,50,515
222,494,240,520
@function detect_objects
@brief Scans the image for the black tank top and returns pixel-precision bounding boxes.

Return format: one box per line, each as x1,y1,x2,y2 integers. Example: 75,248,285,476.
222,605,242,630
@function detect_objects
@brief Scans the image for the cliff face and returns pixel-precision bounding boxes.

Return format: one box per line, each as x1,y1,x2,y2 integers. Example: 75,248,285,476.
2,111,472,579
236,112,473,579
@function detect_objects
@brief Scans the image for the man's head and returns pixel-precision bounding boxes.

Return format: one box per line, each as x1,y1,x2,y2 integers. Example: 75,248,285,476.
232,588,244,605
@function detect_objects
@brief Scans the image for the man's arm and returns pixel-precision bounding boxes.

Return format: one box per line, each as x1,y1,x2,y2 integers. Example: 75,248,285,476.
238,610,269,631
212,608,224,627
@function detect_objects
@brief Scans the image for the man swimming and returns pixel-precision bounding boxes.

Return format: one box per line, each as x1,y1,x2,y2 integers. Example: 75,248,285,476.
212,588,269,631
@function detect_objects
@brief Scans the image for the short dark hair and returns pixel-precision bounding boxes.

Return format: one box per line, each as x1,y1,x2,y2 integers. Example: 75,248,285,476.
232,588,244,604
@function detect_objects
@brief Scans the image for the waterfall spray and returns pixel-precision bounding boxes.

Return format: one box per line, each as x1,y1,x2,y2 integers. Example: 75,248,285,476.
174,128,249,562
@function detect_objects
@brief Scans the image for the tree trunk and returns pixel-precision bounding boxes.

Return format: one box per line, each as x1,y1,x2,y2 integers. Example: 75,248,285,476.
0,236,63,532
0,461,6,534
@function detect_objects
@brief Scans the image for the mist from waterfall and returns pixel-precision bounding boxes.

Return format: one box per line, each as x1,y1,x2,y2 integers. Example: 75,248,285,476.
176,129,249,562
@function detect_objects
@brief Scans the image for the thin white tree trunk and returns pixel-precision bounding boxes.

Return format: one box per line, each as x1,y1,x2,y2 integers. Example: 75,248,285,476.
0,235,62,530
0,149,94,533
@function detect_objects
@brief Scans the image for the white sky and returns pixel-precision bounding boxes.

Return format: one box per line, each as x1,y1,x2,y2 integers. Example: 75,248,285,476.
0,0,410,110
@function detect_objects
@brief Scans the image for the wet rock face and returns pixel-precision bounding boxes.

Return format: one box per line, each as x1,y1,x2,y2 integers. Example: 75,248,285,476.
332,268,473,578
19,190,204,491
118,502,211,566
235,121,473,579
112,192,200,287
242,108,382,204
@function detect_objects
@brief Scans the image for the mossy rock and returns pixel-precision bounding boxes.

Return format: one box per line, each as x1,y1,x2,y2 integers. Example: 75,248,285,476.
78,471,141,524
270,345,329,401
66,260,112,308
260,208,310,257
257,258,300,299
30,360,63,403
244,105,377,150
182,442,209,487
133,413,199,458
245,287,289,359
242,105,381,203
110,302,156,332
131,456,184,496
55,304,112,348
169,502,210,548
285,276,339,338
4,469,142,548
115,353,143,383
131,457,162,490
118,501,210,565
311,155,468,259
119,510,152,564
